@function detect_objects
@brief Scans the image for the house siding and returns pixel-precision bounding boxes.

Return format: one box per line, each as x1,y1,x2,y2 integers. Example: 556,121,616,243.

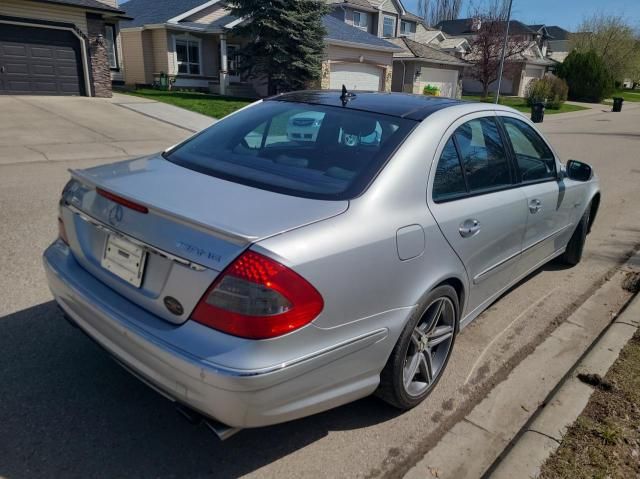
97,0,119,8
184,3,228,24
0,0,88,33
121,29,147,84
122,28,169,85
325,45,393,66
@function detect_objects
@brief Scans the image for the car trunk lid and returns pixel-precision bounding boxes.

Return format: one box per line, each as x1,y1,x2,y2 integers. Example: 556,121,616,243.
61,155,348,324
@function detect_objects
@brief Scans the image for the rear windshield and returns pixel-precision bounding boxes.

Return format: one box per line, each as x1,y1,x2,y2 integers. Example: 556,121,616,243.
165,100,416,200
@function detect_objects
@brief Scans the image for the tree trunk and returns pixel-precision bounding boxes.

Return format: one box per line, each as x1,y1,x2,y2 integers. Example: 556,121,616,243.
482,81,490,100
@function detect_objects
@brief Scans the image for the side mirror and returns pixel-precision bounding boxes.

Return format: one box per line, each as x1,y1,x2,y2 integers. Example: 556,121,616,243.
566,160,593,182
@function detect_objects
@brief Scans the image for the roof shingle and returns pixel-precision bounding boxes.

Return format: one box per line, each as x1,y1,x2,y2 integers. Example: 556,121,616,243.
389,37,466,64
322,15,401,50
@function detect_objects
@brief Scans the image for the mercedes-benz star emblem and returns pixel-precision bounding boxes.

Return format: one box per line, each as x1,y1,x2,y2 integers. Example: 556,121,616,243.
108,204,124,226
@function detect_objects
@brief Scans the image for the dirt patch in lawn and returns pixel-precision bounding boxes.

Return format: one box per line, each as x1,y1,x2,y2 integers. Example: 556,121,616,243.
539,329,640,479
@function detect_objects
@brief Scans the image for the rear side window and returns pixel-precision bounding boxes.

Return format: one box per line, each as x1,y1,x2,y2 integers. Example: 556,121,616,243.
165,101,415,200
453,117,511,192
501,117,556,182
433,138,466,201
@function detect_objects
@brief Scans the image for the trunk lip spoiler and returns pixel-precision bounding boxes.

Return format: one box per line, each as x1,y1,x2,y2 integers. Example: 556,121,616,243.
69,168,254,246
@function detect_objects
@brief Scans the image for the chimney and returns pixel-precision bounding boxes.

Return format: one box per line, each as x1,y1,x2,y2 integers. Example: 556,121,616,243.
471,17,482,31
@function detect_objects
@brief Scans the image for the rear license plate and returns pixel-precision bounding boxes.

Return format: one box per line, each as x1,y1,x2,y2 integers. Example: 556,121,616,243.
101,234,147,288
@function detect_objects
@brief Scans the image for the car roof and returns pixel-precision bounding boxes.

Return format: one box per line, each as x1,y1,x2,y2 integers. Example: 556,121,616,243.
267,90,476,121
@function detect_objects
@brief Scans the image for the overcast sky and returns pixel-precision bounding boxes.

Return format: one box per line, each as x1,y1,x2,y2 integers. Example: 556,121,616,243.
402,0,640,31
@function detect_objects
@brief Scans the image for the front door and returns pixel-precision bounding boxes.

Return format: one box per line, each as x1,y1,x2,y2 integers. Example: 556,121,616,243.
227,44,240,82
499,115,575,275
428,114,528,317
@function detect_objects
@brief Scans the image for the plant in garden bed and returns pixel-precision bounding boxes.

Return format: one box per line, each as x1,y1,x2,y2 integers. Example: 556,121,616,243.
423,84,440,96
525,75,569,109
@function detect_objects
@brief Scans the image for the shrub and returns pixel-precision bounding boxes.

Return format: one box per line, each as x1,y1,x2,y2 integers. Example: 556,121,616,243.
556,50,614,103
423,84,440,96
525,75,568,109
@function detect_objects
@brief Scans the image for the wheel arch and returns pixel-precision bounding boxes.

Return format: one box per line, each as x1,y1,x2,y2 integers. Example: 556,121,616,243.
588,192,600,233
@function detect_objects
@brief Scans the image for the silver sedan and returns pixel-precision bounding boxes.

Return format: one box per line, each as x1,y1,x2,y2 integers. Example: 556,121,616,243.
44,91,600,438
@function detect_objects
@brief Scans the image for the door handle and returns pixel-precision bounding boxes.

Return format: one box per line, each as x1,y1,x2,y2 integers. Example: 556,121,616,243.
529,199,542,214
459,219,480,238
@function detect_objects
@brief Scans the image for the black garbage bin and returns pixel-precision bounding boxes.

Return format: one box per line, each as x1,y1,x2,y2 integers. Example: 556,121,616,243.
612,97,624,112
531,102,545,123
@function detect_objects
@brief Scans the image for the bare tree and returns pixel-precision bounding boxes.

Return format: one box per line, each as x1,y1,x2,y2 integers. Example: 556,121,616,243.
418,0,465,27
464,4,530,98
572,14,640,83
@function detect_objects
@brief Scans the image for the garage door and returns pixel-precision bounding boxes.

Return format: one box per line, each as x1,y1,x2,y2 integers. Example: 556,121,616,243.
0,23,85,96
520,67,544,97
330,62,382,91
417,67,458,98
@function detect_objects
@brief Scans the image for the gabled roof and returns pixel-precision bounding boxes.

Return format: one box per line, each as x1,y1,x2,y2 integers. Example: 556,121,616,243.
402,11,424,22
389,37,467,65
545,26,571,41
435,18,537,36
32,0,126,15
323,15,401,51
122,0,208,27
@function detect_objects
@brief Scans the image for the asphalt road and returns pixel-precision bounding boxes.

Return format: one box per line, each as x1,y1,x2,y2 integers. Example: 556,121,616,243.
0,97,639,479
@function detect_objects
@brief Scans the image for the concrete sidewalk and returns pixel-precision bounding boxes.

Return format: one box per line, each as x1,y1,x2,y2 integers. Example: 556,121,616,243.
110,93,217,133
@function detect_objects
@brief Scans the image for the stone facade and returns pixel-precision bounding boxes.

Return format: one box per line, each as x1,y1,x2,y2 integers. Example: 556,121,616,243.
383,65,392,92
86,14,112,98
320,61,331,89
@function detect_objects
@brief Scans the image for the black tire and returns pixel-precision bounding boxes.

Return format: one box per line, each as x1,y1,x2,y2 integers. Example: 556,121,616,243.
560,203,591,266
376,285,459,410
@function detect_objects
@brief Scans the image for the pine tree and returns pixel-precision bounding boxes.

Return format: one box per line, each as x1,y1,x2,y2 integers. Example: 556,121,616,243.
229,0,329,95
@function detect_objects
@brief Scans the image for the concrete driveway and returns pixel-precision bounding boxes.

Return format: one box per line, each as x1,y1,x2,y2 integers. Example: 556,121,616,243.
0,95,191,166
0,97,639,479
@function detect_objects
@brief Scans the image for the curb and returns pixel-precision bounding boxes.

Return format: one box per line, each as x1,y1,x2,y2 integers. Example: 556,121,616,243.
486,294,640,478
402,252,640,479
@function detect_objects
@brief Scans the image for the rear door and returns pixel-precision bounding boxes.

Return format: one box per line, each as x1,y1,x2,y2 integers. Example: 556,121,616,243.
427,113,529,316
498,115,576,276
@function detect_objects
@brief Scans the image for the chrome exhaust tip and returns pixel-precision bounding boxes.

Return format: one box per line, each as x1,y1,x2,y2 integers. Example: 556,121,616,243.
175,403,241,440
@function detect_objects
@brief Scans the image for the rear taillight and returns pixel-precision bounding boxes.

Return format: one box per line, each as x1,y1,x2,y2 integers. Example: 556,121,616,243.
58,216,69,245
192,251,323,339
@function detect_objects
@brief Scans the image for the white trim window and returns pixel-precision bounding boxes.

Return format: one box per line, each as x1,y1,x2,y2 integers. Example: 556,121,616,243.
352,11,368,29
382,15,396,37
175,36,201,75
104,24,118,69
400,20,415,36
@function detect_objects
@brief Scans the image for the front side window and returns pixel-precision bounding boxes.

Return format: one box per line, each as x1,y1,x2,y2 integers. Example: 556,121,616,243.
383,16,396,37
166,101,416,199
400,21,415,35
453,117,511,192
433,138,466,201
353,11,368,28
176,37,201,75
501,117,556,182
105,24,117,69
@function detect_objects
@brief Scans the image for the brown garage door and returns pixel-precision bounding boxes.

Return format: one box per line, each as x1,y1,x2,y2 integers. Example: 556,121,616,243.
0,23,85,96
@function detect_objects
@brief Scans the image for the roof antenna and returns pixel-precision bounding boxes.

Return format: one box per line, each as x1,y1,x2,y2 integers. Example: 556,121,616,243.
340,84,356,106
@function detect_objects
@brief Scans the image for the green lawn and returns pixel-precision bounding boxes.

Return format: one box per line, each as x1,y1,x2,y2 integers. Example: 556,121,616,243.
604,89,640,103
124,89,254,118
462,95,589,114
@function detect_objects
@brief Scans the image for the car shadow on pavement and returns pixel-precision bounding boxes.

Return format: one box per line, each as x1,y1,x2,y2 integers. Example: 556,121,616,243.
0,302,400,479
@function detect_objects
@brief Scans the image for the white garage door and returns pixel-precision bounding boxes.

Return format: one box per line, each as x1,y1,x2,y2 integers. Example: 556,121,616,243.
417,67,459,98
520,67,545,96
330,62,382,91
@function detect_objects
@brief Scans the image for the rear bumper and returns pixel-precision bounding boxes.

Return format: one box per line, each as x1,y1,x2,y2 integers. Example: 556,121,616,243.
44,240,392,428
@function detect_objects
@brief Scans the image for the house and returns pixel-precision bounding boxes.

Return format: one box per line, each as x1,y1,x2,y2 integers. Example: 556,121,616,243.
436,18,555,97
325,0,423,40
119,0,401,96
543,26,572,63
0,0,128,96
389,37,467,98
326,0,471,98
